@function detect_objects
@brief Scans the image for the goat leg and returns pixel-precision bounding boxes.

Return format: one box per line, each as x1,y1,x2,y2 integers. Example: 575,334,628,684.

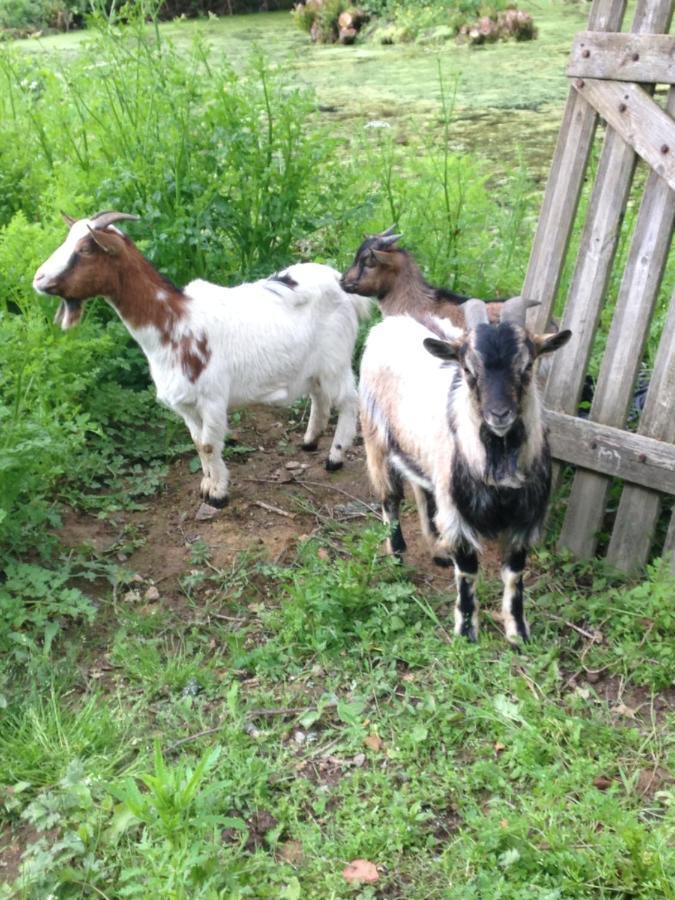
453,545,479,642
382,466,406,561
501,547,529,643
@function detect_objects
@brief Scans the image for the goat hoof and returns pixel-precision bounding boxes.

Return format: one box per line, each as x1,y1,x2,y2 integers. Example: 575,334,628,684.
433,555,453,568
206,494,229,509
325,458,343,472
460,623,478,643
301,440,319,452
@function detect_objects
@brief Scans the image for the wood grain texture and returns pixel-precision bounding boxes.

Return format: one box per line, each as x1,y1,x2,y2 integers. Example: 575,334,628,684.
544,0,672,513
574,79,675,190
568,32,675,83
558,87,675,558
546,410,675,494
521,0,628,335
545,0,673,420
663,511,675,574
607,289,675,570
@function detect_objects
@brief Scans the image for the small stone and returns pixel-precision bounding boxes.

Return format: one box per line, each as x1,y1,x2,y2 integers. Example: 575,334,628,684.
352,752,366,767
144,585,160,602
293,730,306,745
285,460,301,469
122,590,141,603
195,502,220,521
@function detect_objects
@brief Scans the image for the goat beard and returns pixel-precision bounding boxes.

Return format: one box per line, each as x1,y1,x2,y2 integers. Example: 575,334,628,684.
54,299,84,330
480,419,526,487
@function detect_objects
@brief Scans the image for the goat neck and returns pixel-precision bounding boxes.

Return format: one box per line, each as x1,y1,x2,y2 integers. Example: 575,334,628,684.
105,237,187,342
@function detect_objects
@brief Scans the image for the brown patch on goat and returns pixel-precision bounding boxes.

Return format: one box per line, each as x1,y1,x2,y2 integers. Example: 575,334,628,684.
342,244,503,328
177,334,212,383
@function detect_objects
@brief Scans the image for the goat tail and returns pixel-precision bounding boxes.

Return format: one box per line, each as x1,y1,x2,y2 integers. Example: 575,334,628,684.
349,293,374,322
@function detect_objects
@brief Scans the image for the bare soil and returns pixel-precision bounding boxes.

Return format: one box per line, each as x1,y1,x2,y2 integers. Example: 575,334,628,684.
58,405,484,603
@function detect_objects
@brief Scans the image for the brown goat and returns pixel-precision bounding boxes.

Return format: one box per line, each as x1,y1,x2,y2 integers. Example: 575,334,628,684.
341,228,502,326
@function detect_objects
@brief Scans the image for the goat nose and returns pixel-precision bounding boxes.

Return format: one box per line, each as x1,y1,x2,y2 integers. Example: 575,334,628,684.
491,407,511,422
34,270,45,283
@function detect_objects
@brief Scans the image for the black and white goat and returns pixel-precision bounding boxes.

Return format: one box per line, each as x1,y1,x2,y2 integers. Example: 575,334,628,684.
33,211,371,507
359,297,571,642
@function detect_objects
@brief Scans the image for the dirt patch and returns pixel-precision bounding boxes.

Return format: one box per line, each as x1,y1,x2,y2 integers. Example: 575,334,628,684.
56,405,556,622
0,823,23,884
0,822,59,884
588,675,675,726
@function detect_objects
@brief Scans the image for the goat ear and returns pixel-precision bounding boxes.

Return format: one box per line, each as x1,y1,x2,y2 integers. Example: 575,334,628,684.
372,249,395,266
532,329,572,356
61,211,77,228
423,337,462,362
87,226,119,256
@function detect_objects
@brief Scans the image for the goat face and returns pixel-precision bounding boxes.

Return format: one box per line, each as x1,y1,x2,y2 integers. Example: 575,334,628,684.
341,231,401,297
424,323,572,437
33,214,130,329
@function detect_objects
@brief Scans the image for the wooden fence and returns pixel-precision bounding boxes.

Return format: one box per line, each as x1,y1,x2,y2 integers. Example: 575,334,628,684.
521,0,674,573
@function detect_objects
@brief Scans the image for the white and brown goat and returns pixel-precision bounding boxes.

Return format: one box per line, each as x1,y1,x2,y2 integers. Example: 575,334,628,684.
359,297,571,643
33,211,371,507
341,227,503,326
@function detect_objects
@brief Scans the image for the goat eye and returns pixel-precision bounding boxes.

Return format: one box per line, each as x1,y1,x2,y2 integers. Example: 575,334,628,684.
364,253,376,268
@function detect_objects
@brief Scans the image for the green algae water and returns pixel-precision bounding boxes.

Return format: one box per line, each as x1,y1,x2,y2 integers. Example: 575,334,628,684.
14,1,591,173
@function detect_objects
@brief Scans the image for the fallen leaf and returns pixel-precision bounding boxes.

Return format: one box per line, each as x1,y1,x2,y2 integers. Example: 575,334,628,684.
499,818,509,829
364,734,383,752
279,840,304,866
614,703,637,719
342,859,379,884
494,742,506,754
592,775,613,791
317,548,330,561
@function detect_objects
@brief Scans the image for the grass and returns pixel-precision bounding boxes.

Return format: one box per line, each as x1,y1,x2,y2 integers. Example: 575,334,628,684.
13,1,591,174
0,522,673,896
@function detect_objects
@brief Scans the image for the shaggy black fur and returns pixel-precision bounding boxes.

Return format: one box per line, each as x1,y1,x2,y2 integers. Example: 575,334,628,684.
451,442,551,543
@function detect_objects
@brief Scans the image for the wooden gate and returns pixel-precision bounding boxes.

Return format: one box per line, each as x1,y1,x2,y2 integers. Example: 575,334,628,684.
521,0,675,572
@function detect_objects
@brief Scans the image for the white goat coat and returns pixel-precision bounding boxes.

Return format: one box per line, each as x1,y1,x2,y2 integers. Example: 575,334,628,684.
128,263,367,413
360,315,467,484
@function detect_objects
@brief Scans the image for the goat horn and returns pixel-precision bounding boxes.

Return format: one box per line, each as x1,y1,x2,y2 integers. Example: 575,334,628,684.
90,210,139,230
500,295,540,326
61,211,77,228
463,298,490,330
376,232,403,248
378,224,398,237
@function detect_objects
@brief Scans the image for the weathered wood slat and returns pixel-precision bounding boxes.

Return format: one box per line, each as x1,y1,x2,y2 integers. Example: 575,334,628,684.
543,126,637,415
546,410,675,494
663,510,675,574
607,289,675,571
574,79,675,190
557,87,675,558
521,0,628,335
568,32,675,82
545,0,674,423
